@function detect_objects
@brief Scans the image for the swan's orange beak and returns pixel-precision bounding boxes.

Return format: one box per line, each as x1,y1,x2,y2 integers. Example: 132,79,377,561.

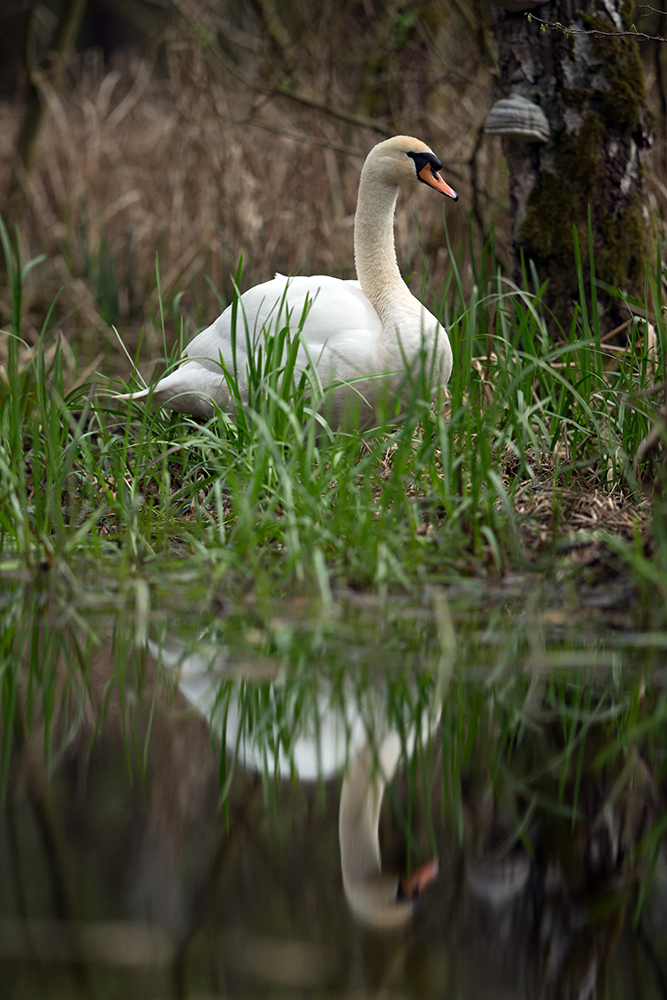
418,163,458,201
398,856,439,901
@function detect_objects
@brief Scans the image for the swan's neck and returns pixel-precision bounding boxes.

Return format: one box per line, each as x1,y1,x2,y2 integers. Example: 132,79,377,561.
339,737,413,929
339,745,384,889
354,169,414,326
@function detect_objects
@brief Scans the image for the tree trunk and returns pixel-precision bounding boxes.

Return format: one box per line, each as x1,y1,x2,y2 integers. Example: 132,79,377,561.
484,0,653,334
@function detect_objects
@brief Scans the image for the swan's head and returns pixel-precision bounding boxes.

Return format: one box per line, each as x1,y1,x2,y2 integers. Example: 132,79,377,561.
364,135,458,201
343,857,440,930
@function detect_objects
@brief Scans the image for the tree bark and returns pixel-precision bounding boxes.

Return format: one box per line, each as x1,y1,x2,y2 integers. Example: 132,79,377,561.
486,0,653,334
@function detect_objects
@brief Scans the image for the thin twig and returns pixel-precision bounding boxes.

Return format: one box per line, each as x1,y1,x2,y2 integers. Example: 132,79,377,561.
599,319,632,343
526,12,667,42
272,83,392,135
173,0,393,136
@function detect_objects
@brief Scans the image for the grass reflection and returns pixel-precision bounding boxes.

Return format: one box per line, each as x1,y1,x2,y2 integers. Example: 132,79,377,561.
0,585,666,996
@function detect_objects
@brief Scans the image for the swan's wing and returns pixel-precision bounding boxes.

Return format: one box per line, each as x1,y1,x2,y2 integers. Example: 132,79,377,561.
183,275,383,384
282,276,384,383
182,276,295,370
219,685,368,781
265,275,381,348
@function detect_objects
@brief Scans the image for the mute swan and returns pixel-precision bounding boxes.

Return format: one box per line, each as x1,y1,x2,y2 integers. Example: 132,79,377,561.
118,136,458,427
151,637,440,928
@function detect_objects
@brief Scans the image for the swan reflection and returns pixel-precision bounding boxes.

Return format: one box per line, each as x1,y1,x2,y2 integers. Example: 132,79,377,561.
151,636,442,929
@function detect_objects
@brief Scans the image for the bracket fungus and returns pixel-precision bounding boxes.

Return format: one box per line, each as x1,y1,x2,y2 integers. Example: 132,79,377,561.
483,94,551,144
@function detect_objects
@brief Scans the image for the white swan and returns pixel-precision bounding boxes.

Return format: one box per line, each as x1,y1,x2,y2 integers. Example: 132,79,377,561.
151,638,440,928
118,136,458,427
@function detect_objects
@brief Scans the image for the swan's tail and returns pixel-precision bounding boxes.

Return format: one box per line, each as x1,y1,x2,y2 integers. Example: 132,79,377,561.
113,365,226,418
114,387,151,403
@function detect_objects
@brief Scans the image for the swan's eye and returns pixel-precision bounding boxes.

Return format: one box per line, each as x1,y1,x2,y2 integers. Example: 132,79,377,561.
397,878,420,902
407,150,444,177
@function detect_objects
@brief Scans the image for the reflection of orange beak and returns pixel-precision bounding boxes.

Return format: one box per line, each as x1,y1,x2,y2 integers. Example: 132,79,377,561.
399,856,439,901
418,163,458,201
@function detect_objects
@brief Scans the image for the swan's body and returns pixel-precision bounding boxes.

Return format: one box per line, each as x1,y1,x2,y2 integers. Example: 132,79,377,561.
151,637,440,927
118,136,457,427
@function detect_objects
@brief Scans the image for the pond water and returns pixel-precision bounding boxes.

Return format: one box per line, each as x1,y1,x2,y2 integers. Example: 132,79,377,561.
2,577,667,999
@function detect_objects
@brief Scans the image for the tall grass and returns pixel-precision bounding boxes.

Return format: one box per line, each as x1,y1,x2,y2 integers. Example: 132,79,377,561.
0,212,661,602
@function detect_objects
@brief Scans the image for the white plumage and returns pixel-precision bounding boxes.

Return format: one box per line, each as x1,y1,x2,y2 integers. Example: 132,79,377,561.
118,135,458,428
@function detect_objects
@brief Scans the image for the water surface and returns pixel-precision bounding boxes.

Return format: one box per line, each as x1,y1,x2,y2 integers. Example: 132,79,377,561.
2,577,667,999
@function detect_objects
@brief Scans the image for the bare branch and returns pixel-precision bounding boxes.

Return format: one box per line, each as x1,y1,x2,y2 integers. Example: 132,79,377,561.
173,0,393,136
526,12,667,42
218,113,364,157
272,84,393,136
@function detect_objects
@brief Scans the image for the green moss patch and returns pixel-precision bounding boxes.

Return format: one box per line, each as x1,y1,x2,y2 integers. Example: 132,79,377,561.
582,8,646,136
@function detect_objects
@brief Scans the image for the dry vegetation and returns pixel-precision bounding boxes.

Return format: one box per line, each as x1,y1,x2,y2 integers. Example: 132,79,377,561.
0,0,504,380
